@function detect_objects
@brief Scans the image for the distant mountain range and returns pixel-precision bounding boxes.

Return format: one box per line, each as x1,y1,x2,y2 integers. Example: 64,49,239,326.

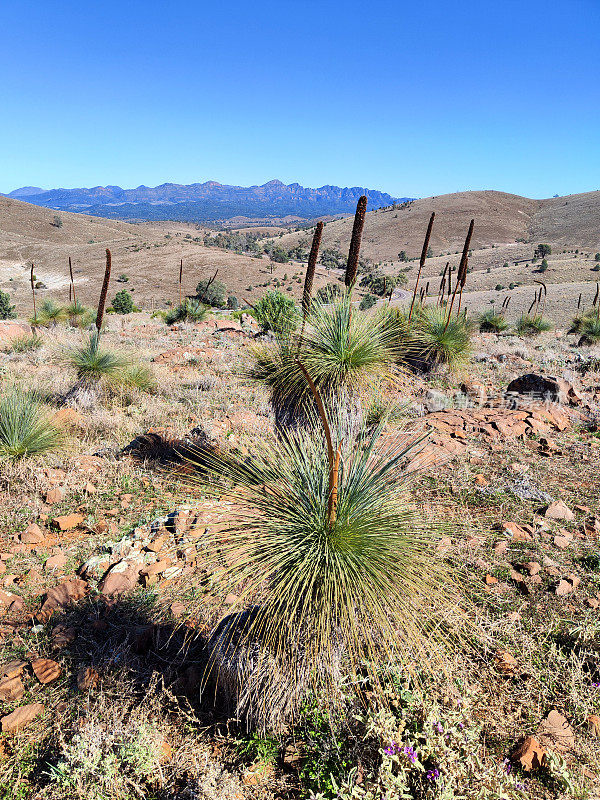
4,180,407,223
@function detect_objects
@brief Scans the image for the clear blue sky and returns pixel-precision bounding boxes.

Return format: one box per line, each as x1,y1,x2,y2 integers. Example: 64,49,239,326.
2,0,599,199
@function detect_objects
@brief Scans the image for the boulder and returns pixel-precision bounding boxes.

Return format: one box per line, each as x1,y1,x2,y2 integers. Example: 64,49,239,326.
506,374,573,404
0,322,33,343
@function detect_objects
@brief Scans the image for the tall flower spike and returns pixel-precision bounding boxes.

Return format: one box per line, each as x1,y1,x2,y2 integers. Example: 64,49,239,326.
303,221,323,318
345,195,367,289
96,248,112,332
69,256,76,304
30,262,37,323
409,212,435,321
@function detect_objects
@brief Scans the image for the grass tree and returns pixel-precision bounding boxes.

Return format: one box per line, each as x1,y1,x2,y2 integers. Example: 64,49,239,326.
250,293,406,433
164,298,209,325
183,397,468,732
0,387,63,459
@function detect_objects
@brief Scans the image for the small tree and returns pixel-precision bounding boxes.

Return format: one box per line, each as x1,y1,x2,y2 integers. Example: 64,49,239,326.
196,277,227,308
227,296,239,310
539,259,549,272
0,290,16,320
534,244,551,260
112,289,134,314
398,250,408,262
51,215,63,228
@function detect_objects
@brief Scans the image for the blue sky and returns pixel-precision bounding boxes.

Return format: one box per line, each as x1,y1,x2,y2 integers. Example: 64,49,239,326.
2,0,599,198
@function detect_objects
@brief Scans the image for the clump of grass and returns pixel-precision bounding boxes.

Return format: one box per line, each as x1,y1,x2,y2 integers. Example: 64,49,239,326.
66,300,95,329
113,362,157,392
32,298,67,327
184,414,468,732
478,308,509,333
515,314,553,336
0,386,63,459
164,298,209,325
578,315,600,345
411,305,472,369
4,333,43,353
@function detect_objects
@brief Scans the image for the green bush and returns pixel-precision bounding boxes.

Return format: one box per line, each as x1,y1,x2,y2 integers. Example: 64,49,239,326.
359,293,377,310
165,299,208,325
0,290,16,320
196,277,227,308
478,309,509,333
112,289,134,314
253,289,299,335
227,295,239,310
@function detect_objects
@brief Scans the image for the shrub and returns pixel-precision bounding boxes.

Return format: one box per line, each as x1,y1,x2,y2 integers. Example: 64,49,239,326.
315,283,342,303
359,293,377,310
478,309,509,333
0,387,62,459
534,243,551,259
165,298,208,325
196,277,227,308
0,290,16,320
111,289,134,314
51,214,63,228
539,259,549,272
515,314,553,336
253,290,299,335
227,295,239,310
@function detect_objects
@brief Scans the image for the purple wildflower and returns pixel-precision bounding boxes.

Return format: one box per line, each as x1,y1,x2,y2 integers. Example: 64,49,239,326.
403,744,417,764
434,722,444,734
426,768,441,781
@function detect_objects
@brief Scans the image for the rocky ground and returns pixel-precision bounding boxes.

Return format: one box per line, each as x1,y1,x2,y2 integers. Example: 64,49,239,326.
0,312,599,800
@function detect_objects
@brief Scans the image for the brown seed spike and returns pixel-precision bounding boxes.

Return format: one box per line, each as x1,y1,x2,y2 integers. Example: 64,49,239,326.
179,259,183,306
345,195,367,289
96,249,112,332
409,212,435,320
30,262,37,323
69,256,76,304
303,221,323,317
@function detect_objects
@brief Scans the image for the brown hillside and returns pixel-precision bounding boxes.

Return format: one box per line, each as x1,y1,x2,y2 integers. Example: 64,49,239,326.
0,197,330,314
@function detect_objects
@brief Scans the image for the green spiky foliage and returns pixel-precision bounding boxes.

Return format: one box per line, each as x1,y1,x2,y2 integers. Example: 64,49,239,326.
0,290,16,320
66,300,95,329
164,298,209,325
250,294,407,430
515,314,553,336
182,418,468,731
410,305,472,370
0,387,63,459
478,309,509,333
33,298,67,327
112,363,157,393
578,315,600,345
63,331,127,382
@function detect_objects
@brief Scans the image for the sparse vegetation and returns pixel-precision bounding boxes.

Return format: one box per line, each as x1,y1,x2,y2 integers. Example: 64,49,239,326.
515,313,553,336
478,308,509,332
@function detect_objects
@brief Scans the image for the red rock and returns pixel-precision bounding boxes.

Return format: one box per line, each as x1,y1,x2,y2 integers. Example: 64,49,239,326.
31,658,61,684
545,501,575,522
511,736,546,771
0,675,24,701
45,487,65,505
1,703,44,733
19,524,46,544
52,513,84,531
77,665,99,691
45,552,67,570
